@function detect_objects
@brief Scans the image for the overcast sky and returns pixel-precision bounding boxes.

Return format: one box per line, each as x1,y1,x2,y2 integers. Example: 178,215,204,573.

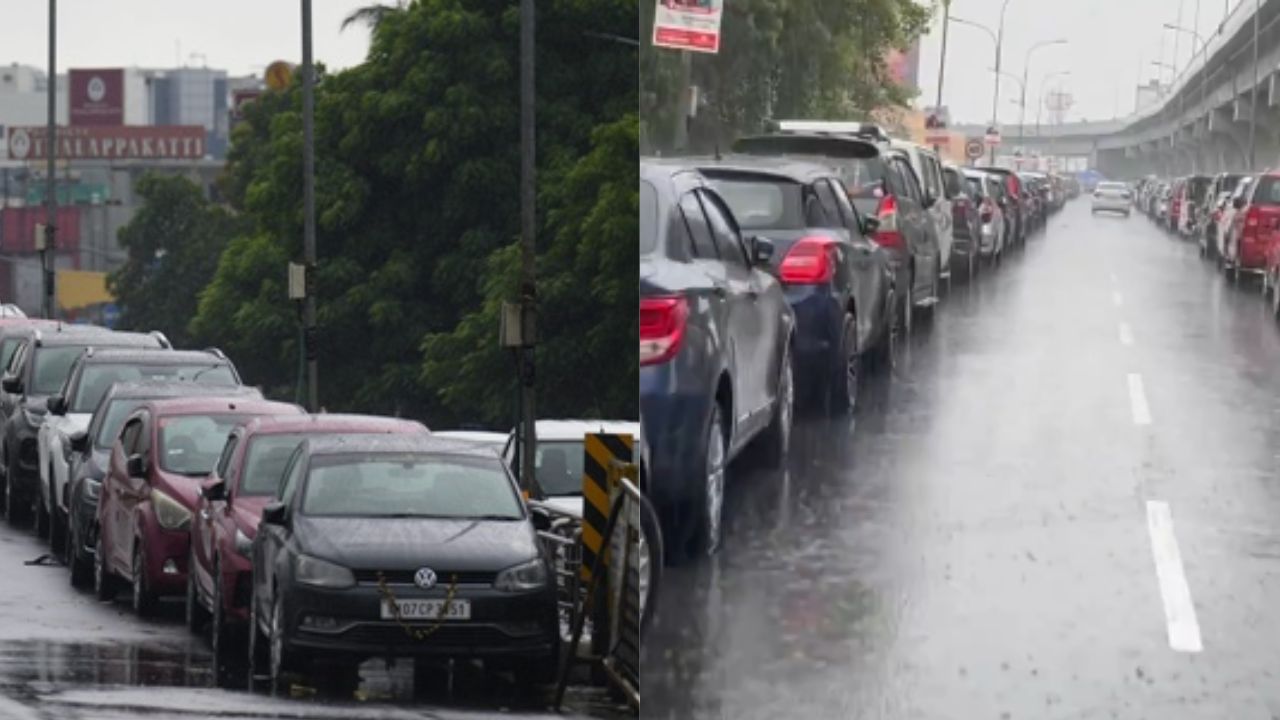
2,1,374,77
916,0,1246,126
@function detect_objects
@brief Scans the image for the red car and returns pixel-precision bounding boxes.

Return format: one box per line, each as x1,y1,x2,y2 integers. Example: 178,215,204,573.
1227,172,1280,283
94,396,304,616
186,413,428,662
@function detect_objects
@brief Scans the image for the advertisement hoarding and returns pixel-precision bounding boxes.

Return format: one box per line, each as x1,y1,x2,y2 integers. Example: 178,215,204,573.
652,0,723,54
69,69,124,127
885,40,921,93
7,126,206,161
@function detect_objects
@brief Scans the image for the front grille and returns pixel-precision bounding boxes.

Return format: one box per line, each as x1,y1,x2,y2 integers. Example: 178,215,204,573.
353,569,496,586
327,622,543,647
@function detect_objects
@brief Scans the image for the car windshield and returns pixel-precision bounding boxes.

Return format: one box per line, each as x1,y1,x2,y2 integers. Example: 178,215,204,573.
1253,177,1280,206
535,440,586,496
640,180,659,256
32,346,90,395
240,433,309,495
301,453,522,519
159,414,244,476
705,178,803,229
95,398,144,449
71,363,237,413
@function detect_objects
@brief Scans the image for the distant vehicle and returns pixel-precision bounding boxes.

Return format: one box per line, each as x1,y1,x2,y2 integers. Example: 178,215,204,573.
94,396,304,616
944,164,983,279
963,169,1007,264
501,419,641,518
247,434,559,686
975,167,1028,246
639,159,795,560
1218,175,1257,263
1223,172,1279,282
1091,181,1132,217
1179,175,1211,237
1199,173,1246,258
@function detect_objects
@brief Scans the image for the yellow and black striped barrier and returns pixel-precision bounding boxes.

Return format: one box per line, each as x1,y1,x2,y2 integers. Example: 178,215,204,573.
580,433,634,584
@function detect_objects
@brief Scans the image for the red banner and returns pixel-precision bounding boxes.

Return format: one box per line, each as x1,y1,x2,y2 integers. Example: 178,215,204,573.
69,69,124,127
7,126,206,161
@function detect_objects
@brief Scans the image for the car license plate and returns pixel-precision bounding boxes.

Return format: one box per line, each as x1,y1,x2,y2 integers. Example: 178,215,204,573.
381,598,471,621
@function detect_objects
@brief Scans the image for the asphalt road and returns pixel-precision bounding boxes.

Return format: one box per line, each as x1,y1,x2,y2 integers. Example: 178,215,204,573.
642,200,1280,719
0,512,624,718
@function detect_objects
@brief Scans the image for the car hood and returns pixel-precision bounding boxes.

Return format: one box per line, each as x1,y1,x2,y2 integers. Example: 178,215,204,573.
296,516,539,572
153,472,204,511
541,496,583,519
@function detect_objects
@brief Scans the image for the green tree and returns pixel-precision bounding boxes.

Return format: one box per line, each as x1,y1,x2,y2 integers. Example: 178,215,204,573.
107,174,240,348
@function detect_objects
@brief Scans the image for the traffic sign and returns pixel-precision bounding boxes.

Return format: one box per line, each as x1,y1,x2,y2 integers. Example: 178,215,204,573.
964,137,984,160
984,125,1001,146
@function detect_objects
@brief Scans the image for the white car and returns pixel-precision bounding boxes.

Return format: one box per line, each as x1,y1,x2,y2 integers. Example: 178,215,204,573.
1218,176,1255,260
1091,181,1132,216
505,419,640,518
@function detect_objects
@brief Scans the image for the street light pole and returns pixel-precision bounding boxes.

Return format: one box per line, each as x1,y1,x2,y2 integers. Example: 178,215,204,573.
44,0,55,320
1035,71,1071,137
1248,0,1259,169
992,0,1011,163
933,0,951,157
1019,39,1067,155
300,0,319,412
519,0,538,493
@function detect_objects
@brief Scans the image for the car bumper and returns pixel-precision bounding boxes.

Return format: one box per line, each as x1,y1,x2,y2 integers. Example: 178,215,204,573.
784,286,839,402
1239,240,1272,269
1092,200,1130,213
640,365,714,513
143,526,192,596
281,583,559,659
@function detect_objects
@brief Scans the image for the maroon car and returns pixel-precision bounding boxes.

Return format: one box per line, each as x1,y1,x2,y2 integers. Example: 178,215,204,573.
94,396,304,615
186,413,428,661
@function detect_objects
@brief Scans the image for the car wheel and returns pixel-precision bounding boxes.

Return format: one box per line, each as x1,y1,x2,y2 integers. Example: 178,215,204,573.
829,313,859,415
269,593,302,685
691,403,726,558
132,544,157,618
94,532,117,601
5,453,28,527
247,587,269,684
210,558,237,676
902,274,915,335
757,347,793,469
68,517,91,589
185,548,210,633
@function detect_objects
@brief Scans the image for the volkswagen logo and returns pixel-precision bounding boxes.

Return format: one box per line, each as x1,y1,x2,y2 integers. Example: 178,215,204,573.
413,567,437,590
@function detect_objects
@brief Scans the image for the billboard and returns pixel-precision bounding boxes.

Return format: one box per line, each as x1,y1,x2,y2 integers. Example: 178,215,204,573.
69,69,124,127
652,0,723,54
7,126,206,161
885,41,921,93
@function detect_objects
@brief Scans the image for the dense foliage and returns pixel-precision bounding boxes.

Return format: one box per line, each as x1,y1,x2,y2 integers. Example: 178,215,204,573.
114,0,636,428
641,0,933,154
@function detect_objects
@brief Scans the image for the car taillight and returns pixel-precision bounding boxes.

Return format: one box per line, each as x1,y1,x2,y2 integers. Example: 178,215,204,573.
639,295,688,366
873,194,904,249
778,236,836,284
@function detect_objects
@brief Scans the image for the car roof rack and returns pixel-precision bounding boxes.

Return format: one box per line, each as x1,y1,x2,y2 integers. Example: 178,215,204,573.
150,331,172,349
202,347,228,360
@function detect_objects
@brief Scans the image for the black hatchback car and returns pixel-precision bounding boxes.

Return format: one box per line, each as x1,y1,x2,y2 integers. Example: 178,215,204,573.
248,434,558,686
640,159,795,561
695,155,894,412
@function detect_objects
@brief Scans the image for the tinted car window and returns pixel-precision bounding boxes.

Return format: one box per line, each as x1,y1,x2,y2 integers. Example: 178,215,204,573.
32,346,88,395
640,180,659,256
706,178,803,230
813,181,843,224
72,363,237,413
896,159,924,203
301,454,522,519
828,179,862,229
965,178,984,197
96,399,145,449
699,191,748,266
241,433,308,495
678,192,718,260
536,440,585,496
159,415,243,475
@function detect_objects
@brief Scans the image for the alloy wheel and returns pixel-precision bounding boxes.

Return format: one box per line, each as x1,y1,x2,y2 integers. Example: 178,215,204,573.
842,319,860,412
703,406,725,556
777,353,794,457
270,596,288,684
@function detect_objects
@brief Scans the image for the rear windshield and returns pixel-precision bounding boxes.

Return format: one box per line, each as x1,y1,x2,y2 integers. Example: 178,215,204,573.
705,178,803,230
301,454,522,519
72,363,237,413
1253,177,1280,206
640,180,658,256
965,178,984,197
159,414,245,475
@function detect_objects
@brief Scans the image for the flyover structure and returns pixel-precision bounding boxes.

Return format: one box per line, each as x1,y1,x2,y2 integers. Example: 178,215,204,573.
950,0,1280,179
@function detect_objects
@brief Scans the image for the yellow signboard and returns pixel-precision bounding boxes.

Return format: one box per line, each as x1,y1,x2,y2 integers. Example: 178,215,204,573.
57,270,112,311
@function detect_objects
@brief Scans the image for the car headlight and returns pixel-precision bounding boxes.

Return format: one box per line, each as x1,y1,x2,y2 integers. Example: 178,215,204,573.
494,558,548,592
151,488,191,531
234,528,253,558
295,554,355,589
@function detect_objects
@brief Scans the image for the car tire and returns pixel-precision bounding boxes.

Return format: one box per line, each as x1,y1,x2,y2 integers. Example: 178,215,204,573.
690,402,726,558
210,558,237,676
94,532,117,601
185,548,210,633
247,588,269,684
902,274,915,335
132,544,158,618
756,346,793,470
68,517,91,589
829,313,859,415
269,593,302,685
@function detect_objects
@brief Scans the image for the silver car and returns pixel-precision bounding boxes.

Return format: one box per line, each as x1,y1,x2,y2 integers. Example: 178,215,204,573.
1091,181,1132,216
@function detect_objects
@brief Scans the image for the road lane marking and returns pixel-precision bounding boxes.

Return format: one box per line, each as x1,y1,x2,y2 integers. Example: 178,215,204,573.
1128,373,1151,425
1146,500,1203,653
1119,322,1134,346
1113,291,1124,307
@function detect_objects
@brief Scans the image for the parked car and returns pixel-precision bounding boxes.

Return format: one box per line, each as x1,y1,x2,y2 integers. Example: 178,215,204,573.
40,348,241,556
188,413,427,665
0,327,170,526
975,167,1027,246
639,159,795,559
1167,177,1188,232
696,155,894,411
65,382,265,588
1223,172,1280,282
1218,175,1257,263
247,434,559,685
944,163,983,279
1179,175,1211,237
732,129,943,334
500,419,641,518
94,396,304,615
1091,181,1132,216
962,169,1007,265
1200,173,1246,258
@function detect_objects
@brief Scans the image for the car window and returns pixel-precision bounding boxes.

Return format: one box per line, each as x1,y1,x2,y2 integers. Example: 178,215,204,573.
96,399,145,449
119,417,143,455
1252,176,1280,206
965,178,984,198
241,433,311,495
0,339,24,372
71,363,237,413
32,346,88,396
943,169,964,198
813,181,843,227
301,453,523,520
706,178,803,230
827,179,862,230
698,190,749,266
919,156,940,200
678,192,718,260
215,434,240,480
535,440,585,496
278,447,306,505
158,414,244,476
6,341,27,377
895,159,924,203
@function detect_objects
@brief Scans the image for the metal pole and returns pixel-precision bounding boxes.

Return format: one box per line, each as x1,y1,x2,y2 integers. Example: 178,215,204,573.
44,0,56,320
990,0,1011,164
301,0,319,411
519,0,538,494
1174,0,1185,74
933,0,951,157
1019,63,1029,160
1248,0,1259,169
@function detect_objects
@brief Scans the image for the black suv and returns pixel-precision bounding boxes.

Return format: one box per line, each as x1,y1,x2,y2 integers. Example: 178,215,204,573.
0,326,169,525
42,348,242,554
65,381,264,588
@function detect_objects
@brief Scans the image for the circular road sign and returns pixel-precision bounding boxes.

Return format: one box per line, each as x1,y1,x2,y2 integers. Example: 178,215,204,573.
965,137,984,160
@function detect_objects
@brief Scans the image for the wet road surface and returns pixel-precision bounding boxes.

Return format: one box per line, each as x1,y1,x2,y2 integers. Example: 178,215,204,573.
642,201,1280,719
0,517,623,718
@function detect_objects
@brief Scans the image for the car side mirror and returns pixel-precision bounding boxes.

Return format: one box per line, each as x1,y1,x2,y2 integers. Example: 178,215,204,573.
46,395,66,416
201,478,227,502
860,216,881,236
751,236,775,265
1233,197,1246,209
261,501,288,526
922,194,937,210
1,376,21,394
126,454,147,478
69,430,88,454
